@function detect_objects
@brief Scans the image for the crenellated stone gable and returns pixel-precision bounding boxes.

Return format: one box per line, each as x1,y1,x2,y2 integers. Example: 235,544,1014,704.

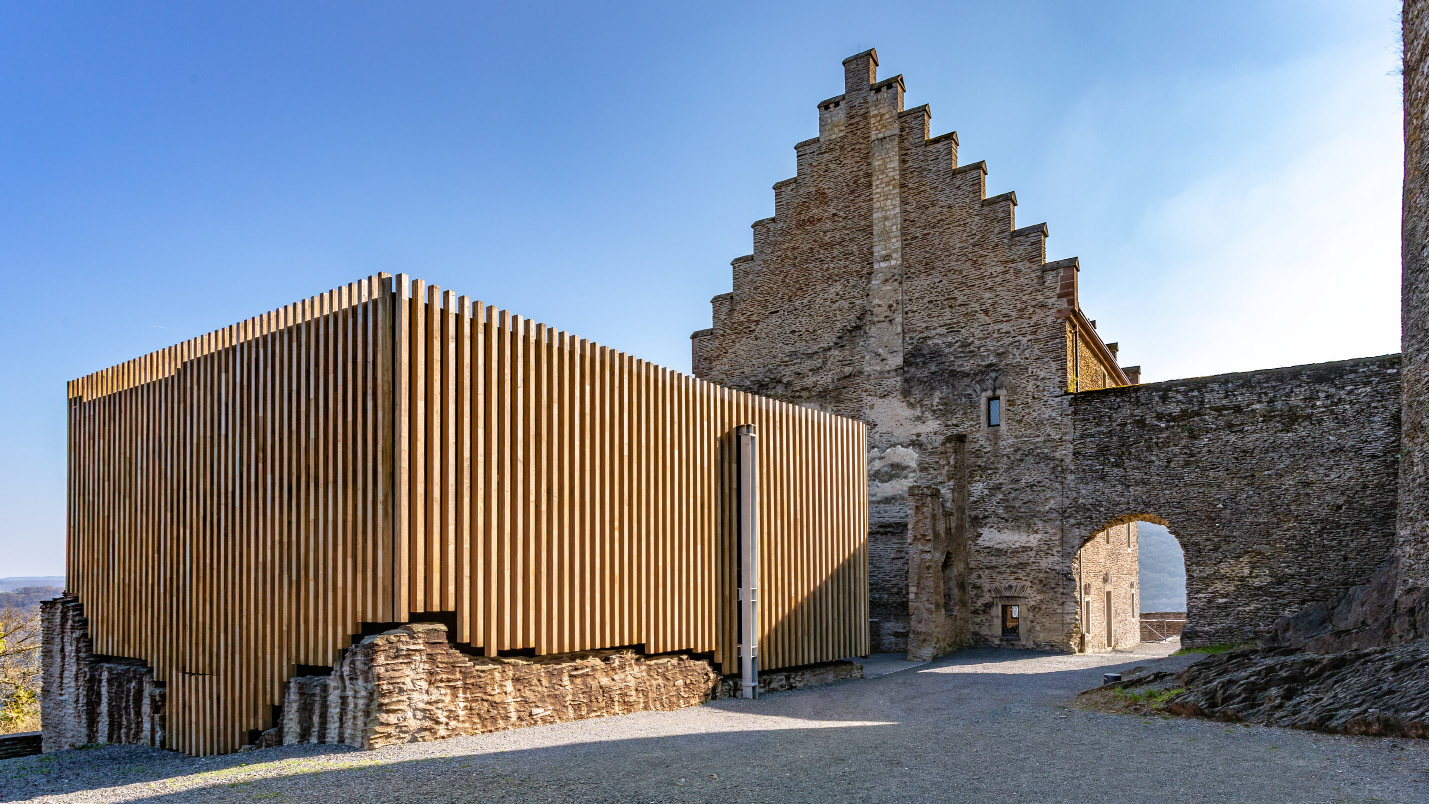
694,49,1135,652
694,49,1404,656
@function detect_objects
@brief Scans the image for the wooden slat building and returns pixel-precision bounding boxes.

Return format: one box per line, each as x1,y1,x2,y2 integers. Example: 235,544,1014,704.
65,274,869,755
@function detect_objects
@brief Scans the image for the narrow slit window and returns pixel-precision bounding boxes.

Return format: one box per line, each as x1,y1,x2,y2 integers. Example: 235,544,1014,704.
987,396,1001,427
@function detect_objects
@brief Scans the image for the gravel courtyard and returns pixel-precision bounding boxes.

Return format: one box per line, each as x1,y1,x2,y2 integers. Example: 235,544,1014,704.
5,642,1428,804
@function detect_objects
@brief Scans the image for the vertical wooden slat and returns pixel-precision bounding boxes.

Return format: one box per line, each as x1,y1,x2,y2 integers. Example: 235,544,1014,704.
65,273,869,756
444,290,459,614
424,283,442,614
521,318,535,649
535,323,551,654
455,295,472,645
410,279,427,612
483,304,499,656
471,300,486,652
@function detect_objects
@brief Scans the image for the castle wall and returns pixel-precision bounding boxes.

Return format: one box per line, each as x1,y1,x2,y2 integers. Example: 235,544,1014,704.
694,50,1118,652
906,485,970,661
1071,522,1141,652
1400,0,1429,592
1066,356,1401,645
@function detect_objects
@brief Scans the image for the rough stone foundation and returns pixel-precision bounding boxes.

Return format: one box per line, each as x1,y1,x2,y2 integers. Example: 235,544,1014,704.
41,595,164,752
265,624,862,750
269,623,720,749
719,660,863,697
0,732,43,759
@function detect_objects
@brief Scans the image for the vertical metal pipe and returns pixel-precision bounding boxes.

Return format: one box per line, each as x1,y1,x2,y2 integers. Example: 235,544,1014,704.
737,424,759,699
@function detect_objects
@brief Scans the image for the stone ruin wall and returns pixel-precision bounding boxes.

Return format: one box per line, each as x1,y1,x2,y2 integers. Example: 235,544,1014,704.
693,49,1129,653
1065,356,1401,646
906,485,969,661
271,623,725,749
1071,522,1140,652
41,597,863,754
270,623,860,750
41,596,164,752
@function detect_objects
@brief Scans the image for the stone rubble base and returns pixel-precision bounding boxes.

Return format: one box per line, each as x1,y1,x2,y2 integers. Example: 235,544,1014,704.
40,595,862,755
266,623,862,750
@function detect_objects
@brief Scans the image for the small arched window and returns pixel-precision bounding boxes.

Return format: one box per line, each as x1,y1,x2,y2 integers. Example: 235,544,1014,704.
986,396,1002,427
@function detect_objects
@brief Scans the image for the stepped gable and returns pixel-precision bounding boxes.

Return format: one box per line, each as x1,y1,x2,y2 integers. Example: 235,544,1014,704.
692,47,1124,404
692,49,1131,653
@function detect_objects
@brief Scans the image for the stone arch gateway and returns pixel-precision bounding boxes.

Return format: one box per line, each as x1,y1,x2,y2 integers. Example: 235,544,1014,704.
1064,356,1402,646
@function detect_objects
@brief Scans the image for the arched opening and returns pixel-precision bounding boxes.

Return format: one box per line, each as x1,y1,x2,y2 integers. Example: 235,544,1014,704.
1072,516,1187,653
1136,522,1187,644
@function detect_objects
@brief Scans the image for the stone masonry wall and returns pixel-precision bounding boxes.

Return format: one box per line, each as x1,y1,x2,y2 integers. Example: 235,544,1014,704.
1071,522,1140,652
906,485,969,661
41,595,164,752
1401,0,1429,593
270,623,861,750
693,49,1131,653
1066,356,1402,646
274,623,722,749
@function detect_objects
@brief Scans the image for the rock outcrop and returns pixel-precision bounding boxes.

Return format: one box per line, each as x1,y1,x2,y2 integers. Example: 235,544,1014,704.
1169,642,1429,738
1266,558,1429,653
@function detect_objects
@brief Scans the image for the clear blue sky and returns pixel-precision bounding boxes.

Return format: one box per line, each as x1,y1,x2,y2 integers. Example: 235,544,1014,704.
0,1,1403,576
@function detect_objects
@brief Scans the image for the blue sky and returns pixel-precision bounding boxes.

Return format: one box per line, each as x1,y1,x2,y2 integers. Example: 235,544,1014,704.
0,1,1404,576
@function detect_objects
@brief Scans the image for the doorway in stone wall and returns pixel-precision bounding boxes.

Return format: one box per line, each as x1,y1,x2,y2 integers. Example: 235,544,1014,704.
1135,521,1187,644
1104,590,1113,647
1073,518,1186,653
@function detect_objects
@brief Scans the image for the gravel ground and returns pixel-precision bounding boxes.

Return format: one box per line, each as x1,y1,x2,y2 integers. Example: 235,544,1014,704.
5,642,1428,804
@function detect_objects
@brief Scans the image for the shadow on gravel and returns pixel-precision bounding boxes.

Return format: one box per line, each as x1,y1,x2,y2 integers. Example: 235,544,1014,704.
0,722,901,804
0,646,1180,803
9,645,1420,804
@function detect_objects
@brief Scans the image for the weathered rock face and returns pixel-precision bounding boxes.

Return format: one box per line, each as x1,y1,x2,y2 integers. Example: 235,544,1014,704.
1265,557,1429,653
1169,643,1429,739
1066,356,1402,646
272,623,723,749
41,595,164,752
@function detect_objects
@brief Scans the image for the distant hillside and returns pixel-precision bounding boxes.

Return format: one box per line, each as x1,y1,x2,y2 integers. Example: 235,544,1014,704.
0,577,62,593
0,586,62,616
1138,523,1186,612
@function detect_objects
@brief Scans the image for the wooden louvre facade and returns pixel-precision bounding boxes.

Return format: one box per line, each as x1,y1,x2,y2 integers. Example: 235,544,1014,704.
65,274,870,756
